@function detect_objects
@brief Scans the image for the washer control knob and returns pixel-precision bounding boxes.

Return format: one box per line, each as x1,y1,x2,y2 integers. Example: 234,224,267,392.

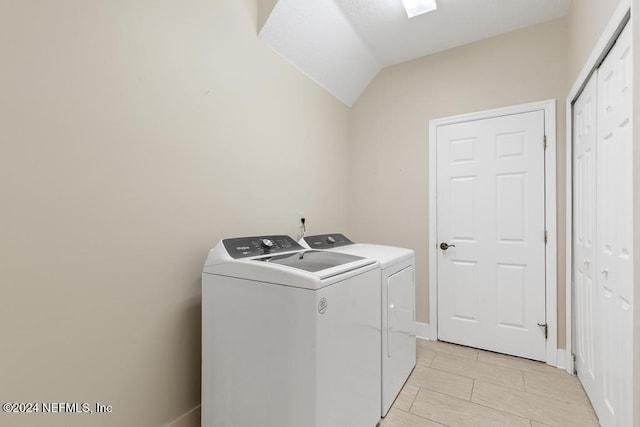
261,239,274,250
327,236,336,244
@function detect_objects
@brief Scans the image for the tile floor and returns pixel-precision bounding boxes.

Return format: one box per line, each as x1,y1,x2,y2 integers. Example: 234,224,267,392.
381,339,600,427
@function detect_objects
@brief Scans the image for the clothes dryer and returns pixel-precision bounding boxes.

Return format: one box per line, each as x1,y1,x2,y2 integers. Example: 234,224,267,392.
301,233,416,417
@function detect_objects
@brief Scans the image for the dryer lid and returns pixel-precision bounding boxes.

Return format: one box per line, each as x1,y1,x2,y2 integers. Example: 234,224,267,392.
331,244,414,269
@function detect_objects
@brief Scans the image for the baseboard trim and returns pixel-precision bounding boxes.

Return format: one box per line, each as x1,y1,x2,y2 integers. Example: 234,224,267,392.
556,349,573,374
165,405,200,427
415,321,433,340
556,349,566,370
416,322,571,373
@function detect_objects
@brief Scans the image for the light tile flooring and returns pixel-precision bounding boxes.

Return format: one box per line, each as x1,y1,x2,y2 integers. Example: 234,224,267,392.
381,339,600,427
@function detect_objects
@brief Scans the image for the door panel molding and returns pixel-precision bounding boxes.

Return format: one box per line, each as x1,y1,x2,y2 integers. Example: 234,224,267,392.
572,72,599,410
565,0,631,377
428,99,557,366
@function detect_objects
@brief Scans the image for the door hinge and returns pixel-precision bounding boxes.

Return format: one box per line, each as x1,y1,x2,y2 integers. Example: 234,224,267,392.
537,322,548,339
572,353,577,375
544,230,548,244
543,135,547,150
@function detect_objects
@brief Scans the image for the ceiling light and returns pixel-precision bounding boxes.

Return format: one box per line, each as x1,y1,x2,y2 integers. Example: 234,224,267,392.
401,0,437,18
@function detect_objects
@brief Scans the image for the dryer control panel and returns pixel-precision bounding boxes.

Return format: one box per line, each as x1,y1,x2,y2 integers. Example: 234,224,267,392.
223,235,303,258
303,233,354,249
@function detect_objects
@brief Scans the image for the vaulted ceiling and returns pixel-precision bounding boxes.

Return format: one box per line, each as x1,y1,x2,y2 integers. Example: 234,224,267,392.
259,0,572,106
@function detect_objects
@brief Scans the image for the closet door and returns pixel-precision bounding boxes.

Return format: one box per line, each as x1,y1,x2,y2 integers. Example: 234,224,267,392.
596,22,633,427
573,73,599,412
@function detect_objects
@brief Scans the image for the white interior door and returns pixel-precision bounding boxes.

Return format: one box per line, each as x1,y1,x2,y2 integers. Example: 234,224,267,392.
436,110,547,361
595,23,633,427
573,72,600,409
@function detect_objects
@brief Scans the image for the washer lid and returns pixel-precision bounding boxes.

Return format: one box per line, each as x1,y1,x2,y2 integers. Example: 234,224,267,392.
252,250,366,273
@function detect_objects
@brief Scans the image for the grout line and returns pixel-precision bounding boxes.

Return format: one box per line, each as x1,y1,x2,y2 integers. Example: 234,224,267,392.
416,387,533,426
407,385,419,411
518,372,594,407
416,349,597,426
422,364,477,382
427,363,527,393
466,396,532,423
471,381,599,426
425,342,480,360
393,406,450,427
434,349,527,374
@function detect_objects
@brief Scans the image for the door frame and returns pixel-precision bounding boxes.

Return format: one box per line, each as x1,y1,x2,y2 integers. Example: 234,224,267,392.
565,0,631,376
428,99,558,366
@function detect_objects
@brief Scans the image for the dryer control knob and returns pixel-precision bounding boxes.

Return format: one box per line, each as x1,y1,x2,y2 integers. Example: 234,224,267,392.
327,236,336,244
261,239,274,249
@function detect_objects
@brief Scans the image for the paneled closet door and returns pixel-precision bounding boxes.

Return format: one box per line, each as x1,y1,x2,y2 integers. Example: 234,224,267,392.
573,72,599,413
596,22,633,427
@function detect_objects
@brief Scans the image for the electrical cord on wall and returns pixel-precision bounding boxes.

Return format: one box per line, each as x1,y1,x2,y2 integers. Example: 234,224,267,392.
295,216,307,242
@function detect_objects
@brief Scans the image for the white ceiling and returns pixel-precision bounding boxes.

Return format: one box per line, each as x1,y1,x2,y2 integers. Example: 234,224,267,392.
259,0,572,106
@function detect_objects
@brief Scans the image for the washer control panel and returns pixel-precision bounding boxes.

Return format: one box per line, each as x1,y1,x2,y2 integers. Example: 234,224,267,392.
303,233,354,249
223,235,303,259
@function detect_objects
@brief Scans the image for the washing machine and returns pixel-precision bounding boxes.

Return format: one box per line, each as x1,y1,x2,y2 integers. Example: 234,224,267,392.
202,235,381,427
300,233,416,417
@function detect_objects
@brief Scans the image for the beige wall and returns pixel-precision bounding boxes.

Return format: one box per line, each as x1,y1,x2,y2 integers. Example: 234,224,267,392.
0,1,351,426
349,18,570,345
568,0,625,83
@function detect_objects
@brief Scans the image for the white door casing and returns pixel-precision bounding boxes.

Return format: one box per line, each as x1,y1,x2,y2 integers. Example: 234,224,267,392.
595,22,633,427
573,72,599,408
434,110,547,361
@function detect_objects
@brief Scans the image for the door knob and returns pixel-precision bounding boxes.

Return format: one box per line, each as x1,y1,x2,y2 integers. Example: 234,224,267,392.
440,242,456,250
601,267,609,276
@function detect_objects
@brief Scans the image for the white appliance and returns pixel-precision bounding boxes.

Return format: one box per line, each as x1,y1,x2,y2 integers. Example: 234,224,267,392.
202,235,381,427
301,233,416,417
